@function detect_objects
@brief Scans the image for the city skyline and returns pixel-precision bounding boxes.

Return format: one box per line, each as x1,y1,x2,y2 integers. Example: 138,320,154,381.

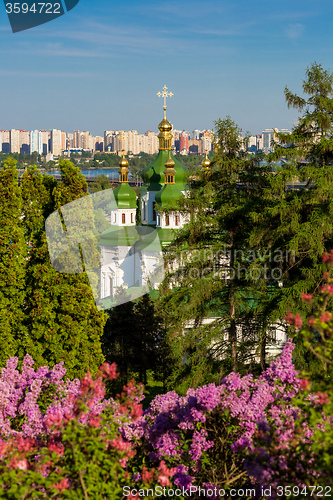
0,126,289,156
1,0,333,134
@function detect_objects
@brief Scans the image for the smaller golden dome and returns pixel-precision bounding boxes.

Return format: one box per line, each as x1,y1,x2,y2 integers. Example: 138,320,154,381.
158,116,172,132
119,155,129,168
118,154,129,183
202,153,211,169
165,153,175,169
163,152,176,184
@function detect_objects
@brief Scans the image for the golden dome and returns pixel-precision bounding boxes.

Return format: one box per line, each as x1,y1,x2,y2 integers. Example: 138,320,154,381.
118,154,129,183
119,155,129,168
202,153,211,169
163,152,176,184
165,153,175,169
158,116,172,132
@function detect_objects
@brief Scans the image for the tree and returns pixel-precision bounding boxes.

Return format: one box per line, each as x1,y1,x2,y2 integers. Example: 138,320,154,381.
0,158,27,367
157,118,271,392
251,63,333,371
21,160,107,378
275,61,333,165
102,292,168,388
213,115,249,159
89,174,112,194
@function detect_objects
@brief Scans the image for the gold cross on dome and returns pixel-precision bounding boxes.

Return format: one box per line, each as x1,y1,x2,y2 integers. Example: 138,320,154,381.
157,85,174,111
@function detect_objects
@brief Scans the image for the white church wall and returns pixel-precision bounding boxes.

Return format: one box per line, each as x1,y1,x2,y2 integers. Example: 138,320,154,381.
111,208,136,226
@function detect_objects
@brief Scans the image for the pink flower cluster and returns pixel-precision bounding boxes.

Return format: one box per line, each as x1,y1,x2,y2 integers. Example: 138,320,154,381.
0,355,122,438
124,341,315,491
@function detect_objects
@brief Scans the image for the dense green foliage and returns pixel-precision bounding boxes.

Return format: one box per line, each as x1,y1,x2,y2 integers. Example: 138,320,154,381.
102,292,169,390
89,173,112,193
0,159,107,378
0,158,27,367
276,61,333,165
158,63,333,393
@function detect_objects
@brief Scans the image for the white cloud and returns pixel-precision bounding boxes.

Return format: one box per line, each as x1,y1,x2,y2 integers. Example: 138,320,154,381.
285,23,304,39
0,69,90,78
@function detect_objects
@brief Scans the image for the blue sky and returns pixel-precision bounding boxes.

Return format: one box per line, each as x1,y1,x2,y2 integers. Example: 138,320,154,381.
1,0,333,136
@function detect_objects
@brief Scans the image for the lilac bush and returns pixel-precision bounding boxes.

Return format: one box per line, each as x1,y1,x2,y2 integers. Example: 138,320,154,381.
125,340,316,493
0,342,327,497
0,354,119,438
0,360,176,498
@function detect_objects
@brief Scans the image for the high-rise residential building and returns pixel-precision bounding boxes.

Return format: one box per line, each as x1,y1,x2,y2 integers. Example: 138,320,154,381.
262,129,274,153
145,130,158,154
93,136,104,152
111,132,123,154
41,130,50,154
61,131,67,151
247,135,257,152
192,129,200,140
262,128,290,153
1,130,10,153
81,131,91,150
19,130,30,154
179,131,190,153
50,129,63,156
256,134,263,151
201,130,212,154
67,133,74,149
188,139,199,154
173,129,181,140
104,131,114,152
30,130,44,154
127,130,140,155
10,129,20,153
74,130,81,149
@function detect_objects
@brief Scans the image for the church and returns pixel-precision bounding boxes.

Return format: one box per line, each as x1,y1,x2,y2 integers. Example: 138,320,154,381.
97,87,286,361
98,86,192,308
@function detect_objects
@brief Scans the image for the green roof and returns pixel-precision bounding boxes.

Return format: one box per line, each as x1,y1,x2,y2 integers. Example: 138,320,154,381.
113,183,137,209
99,225,164,252
99,226,140,247
141,150,189,192
155,183,184,207
155,227,179,246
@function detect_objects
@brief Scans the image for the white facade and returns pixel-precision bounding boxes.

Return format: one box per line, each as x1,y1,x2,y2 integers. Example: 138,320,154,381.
141,191,158,226
100,244,142,299
110,207,136,226
10,129,20,153
185,317,287,359
156,211,186,230
50,129,63,156
30,130,43,155
262,128,291,153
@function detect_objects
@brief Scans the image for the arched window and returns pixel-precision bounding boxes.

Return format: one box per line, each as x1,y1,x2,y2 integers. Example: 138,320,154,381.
122,213,125,224
131,213,134,223
152,202,156,222
165,215,170,226
175,215,179,226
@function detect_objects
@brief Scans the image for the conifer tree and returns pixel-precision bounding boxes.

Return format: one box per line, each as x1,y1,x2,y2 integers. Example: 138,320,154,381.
22,161,106,378
158,120,270,391
276,61,333,165
250,62,333,372
102,290,137,388
0,158,27,367
102,292,167,387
